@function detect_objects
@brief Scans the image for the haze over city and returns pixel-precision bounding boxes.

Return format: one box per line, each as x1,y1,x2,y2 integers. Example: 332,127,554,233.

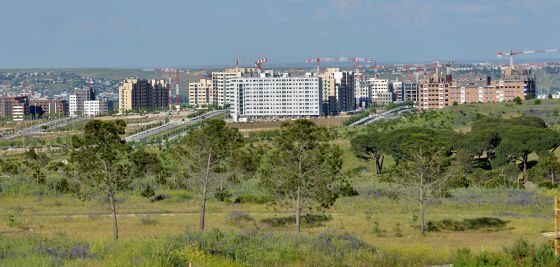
2,0,560,68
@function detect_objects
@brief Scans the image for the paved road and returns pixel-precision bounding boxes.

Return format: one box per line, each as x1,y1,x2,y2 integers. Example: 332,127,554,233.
125,110,227,143
350,106,416,126
0,116,87,140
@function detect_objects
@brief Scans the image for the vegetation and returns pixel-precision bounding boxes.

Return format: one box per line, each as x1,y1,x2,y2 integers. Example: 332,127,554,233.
2,100,560,265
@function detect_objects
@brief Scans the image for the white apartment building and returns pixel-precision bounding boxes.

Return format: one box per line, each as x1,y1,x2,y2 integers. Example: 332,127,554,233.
69,95,78,116
83,100,108,117
369,78,393,105
212,68,259,107
188,79,212,106
354,72,370,108
228,75,322,122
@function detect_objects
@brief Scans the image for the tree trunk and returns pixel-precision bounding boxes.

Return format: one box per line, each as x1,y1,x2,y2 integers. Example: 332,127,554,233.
108,192,119,240
419,172,425,236
522,155,528,184
552,171,556,184
375,155,384,175
296,185,302,233
199,151,212,231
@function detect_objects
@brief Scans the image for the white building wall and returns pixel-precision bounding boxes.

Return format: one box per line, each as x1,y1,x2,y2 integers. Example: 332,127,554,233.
83,100,108,117
69,95,78,117
229,76,322,122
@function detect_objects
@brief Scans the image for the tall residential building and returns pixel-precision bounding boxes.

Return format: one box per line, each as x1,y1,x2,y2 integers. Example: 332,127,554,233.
212,68,259,106
117,78,169,113
320,68,355,115
69,87,95,116
84,100,109,117
354,72,370,108
188,79,212,106
393,82,419,103
29,99,68,119
228,74,322,122
0,96,29,121
369,78,393,105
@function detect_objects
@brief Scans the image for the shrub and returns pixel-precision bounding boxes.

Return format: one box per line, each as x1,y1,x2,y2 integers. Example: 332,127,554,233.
426,217,509,232
261,214,331,228
214,187,232,202
141,184,155,198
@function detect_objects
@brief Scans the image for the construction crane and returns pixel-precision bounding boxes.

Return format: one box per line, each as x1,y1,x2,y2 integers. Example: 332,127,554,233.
255,58,268,71
155,68,187,109
304,57,375,74
497,49,560,69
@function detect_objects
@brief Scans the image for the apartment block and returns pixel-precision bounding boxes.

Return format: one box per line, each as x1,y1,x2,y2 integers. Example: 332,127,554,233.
84,100,109,117
69,87,95,116
418,82,451,110
228,74,322,122
118,78,169,113
320,68,355,114
212,68,259,106
0,96,29,121
369,78,393,105
188,79,212,106
29,99,68,118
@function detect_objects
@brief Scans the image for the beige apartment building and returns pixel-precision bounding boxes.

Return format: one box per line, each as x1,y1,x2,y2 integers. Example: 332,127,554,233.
118,78,169,113
188,79,212,106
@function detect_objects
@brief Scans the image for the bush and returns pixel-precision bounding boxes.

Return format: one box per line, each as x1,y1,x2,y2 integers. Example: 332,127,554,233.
140,184,155,198
426,217,509,232
261,214,331,228
214,187,232,202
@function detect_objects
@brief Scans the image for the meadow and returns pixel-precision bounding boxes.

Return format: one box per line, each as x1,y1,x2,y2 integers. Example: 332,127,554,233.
1,99,560,266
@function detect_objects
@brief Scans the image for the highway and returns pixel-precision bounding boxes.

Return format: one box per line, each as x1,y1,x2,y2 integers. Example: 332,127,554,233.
0,116,87,141
125,109,227,143
350,106,416,126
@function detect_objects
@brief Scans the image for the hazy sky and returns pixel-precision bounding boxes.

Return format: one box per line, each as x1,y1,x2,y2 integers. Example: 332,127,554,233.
1,0,559,68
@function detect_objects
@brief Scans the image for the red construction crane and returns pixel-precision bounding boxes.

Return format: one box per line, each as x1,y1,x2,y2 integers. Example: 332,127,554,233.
255,58,268,71
155,68,187,109
497,49,560,69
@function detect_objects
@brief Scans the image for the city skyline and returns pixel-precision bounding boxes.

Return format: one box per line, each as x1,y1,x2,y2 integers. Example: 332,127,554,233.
1,0,560,68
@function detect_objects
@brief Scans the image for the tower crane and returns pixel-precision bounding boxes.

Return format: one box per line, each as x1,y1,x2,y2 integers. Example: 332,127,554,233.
155,68,188,109
497,49,560,69
255,58,268,71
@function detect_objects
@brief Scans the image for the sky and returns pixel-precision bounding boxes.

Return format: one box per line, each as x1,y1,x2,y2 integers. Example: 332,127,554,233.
1,0,559,68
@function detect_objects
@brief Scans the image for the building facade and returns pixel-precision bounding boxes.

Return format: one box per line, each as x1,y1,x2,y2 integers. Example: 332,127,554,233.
118,78,169,113
29,99,68,119
369,78,393,105
0,96,29,121
228,75,322,122
320,68,355,115
188,79,212,106
69,88,95,116
84,100,109,117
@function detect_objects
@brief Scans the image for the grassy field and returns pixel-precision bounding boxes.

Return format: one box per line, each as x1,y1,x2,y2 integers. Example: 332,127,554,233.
2,101,560,265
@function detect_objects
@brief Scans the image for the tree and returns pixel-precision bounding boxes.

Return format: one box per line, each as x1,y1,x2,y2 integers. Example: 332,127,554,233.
258,120,343,233
351,130,386,174
513,96,522,105
496,125,559,184
531,153,560,184
69,120,132,240
384,127,433,166
399,133,451,236
180,119,242,231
